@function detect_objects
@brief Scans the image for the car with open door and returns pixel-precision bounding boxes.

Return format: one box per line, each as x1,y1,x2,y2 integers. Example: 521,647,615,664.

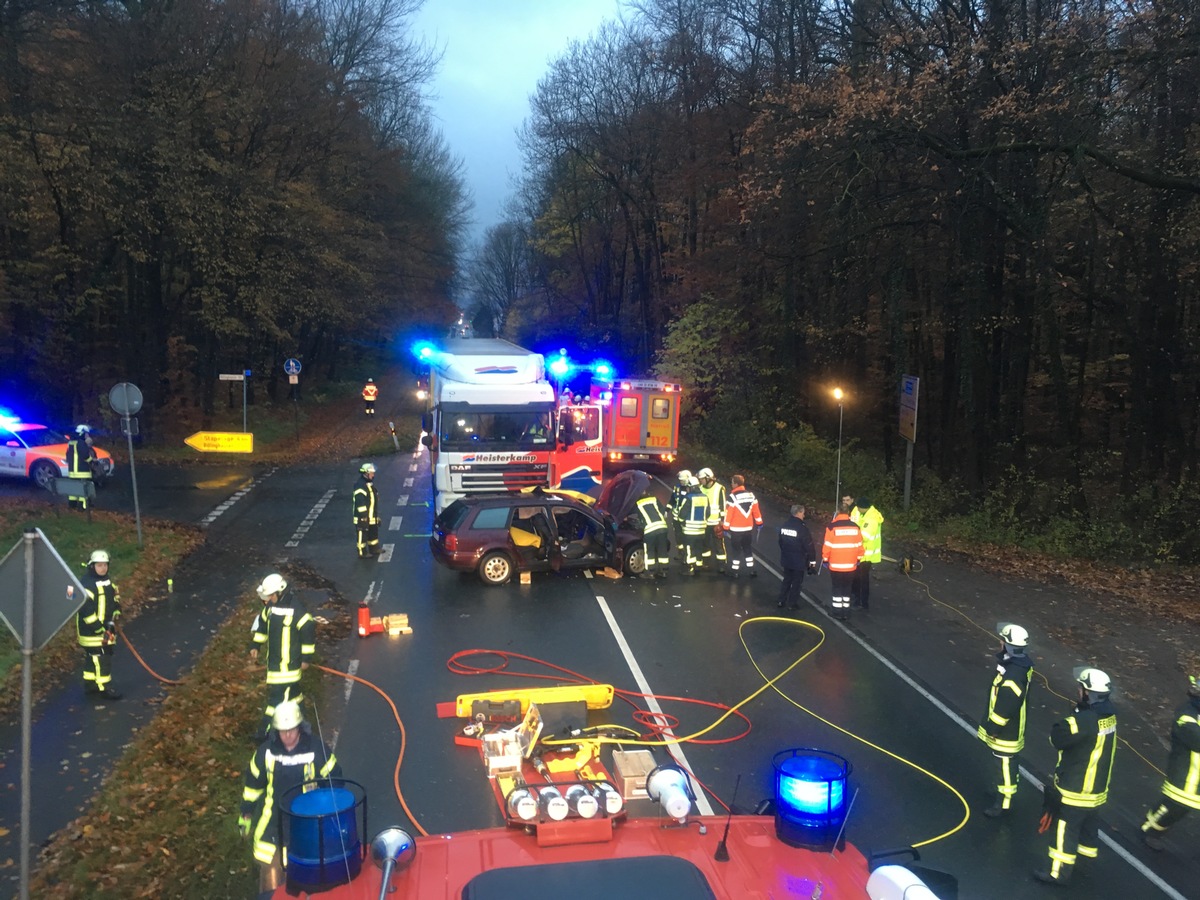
430,471,655,585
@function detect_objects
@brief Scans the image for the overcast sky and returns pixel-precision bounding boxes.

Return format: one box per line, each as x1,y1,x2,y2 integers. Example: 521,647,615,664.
412,0,624,249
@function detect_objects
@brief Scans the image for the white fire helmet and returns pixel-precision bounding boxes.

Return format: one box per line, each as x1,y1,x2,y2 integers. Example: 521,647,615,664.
272,700,304,731
698,467,714,480
75,424,91,436
257,573,287,600
360,462,376,475
1077,668,1111,694
88,549,110,565
677,470,692,484
997,623,1028,648
688,475,700,487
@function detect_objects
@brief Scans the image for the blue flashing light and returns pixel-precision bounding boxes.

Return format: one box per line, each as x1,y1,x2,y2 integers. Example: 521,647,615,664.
0,408,18,425
773,748,851,849
548,354,570,378
412,341,436,362
591,361,613,379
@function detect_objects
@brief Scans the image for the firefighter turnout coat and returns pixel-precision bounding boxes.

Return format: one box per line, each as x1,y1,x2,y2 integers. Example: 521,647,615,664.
250,595,316,688
353,474,378,527
241,725,342,864
76,569,121,650
1159,697,1200,810
1051,698,1118,808
978,650,1034,755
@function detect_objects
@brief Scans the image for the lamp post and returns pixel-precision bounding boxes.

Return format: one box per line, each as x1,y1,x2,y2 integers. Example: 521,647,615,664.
833,388,844,511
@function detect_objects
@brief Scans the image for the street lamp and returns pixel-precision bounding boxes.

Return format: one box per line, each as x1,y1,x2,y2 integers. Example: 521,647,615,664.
832,388,844,511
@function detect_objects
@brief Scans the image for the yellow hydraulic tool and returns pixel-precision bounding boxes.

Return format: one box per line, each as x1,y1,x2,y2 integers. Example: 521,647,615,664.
454,684,614,719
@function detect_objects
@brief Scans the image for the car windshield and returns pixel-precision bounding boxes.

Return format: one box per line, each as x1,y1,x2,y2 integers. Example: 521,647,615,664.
439,411,552,451
16,426,66,448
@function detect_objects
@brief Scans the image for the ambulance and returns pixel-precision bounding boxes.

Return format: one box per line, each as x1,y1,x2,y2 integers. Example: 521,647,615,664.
590,378,682,473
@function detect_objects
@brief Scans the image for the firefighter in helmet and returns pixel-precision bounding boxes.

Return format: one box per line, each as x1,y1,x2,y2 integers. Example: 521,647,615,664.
1035,667,1117,886
239,700,341,893
634,489,670,579
697,467,727,572
670,470,692,560
248,574,315,738
680,475,709,575
353,462,381,557
978,623,1034,817
1140,674,1200,851
75,549,122,699
362,378,378,415
66,425,98,510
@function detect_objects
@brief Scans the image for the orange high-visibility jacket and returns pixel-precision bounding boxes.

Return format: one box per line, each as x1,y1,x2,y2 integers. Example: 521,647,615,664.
822,513,864,572
362,383,379,401
724,486,763,532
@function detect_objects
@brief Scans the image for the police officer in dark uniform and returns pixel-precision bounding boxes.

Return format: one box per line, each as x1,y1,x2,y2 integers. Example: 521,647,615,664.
978,623,1033,817
1035,668,1117,886
777,505,816,609
1140,674,1200,851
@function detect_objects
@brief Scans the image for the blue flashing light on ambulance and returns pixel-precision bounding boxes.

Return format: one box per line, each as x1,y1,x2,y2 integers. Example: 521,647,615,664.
417,339,603,514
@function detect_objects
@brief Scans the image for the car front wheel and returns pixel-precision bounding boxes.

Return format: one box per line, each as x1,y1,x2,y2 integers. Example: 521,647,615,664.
30,461,59,491
623,542,647,576
478,551,515,586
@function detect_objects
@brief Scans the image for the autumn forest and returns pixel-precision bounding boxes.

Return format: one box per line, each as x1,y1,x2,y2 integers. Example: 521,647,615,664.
3,0,1199,559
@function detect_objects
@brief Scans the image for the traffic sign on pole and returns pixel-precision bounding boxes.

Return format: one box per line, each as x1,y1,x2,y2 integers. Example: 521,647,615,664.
218,373,244,382
284,358,302,375
184,432,254,453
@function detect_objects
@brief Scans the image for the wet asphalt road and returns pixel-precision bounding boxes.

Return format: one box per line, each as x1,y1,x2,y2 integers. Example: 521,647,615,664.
0,445,1193,899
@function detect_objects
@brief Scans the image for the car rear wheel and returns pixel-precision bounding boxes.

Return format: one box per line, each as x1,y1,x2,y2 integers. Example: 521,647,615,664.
30,461,58,491
478,551,515,586
624,542,647,576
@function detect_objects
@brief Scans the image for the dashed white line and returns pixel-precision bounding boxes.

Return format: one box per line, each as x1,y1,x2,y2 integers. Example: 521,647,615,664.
283,489,336,547
403,477,414,487
377,543,395,562
389,516,403,531
198,468,278,525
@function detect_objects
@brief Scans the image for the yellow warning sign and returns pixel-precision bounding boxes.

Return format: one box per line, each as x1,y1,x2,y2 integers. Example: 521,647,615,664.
184,432,254,454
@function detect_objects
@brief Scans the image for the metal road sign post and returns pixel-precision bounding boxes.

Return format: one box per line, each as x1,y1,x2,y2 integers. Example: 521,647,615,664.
218,370,251,431
109,382,145,547
899,375,920,512
0,529,87,900
284,359,302,443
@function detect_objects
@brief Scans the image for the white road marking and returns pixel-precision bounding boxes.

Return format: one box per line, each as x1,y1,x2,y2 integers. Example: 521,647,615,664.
403,477,414,487
282,489,336,548
397,494,409,506
752,554,1188,900
408,464,418,472
377,543,394,562
389,516,403,530
593,593,715,817
198,467,278,525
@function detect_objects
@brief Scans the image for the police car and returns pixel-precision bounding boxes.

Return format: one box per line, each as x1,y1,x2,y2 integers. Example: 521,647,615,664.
0,416,115,489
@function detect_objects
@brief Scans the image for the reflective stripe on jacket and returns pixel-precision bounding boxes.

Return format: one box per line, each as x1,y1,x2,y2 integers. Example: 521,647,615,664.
636,496,668,533
353,477,377,524
362,384,378,401
851,504,884,563
724,487,763,532
978,652,1033,754
250,599,316,685
681,490,709,535
701,482,725,525
1051,700,1117,808
821,513,864,572
76,573,120,648
1161,699,1200,809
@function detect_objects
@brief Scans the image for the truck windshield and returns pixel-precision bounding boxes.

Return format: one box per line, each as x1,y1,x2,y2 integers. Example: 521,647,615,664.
440,411,552,450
